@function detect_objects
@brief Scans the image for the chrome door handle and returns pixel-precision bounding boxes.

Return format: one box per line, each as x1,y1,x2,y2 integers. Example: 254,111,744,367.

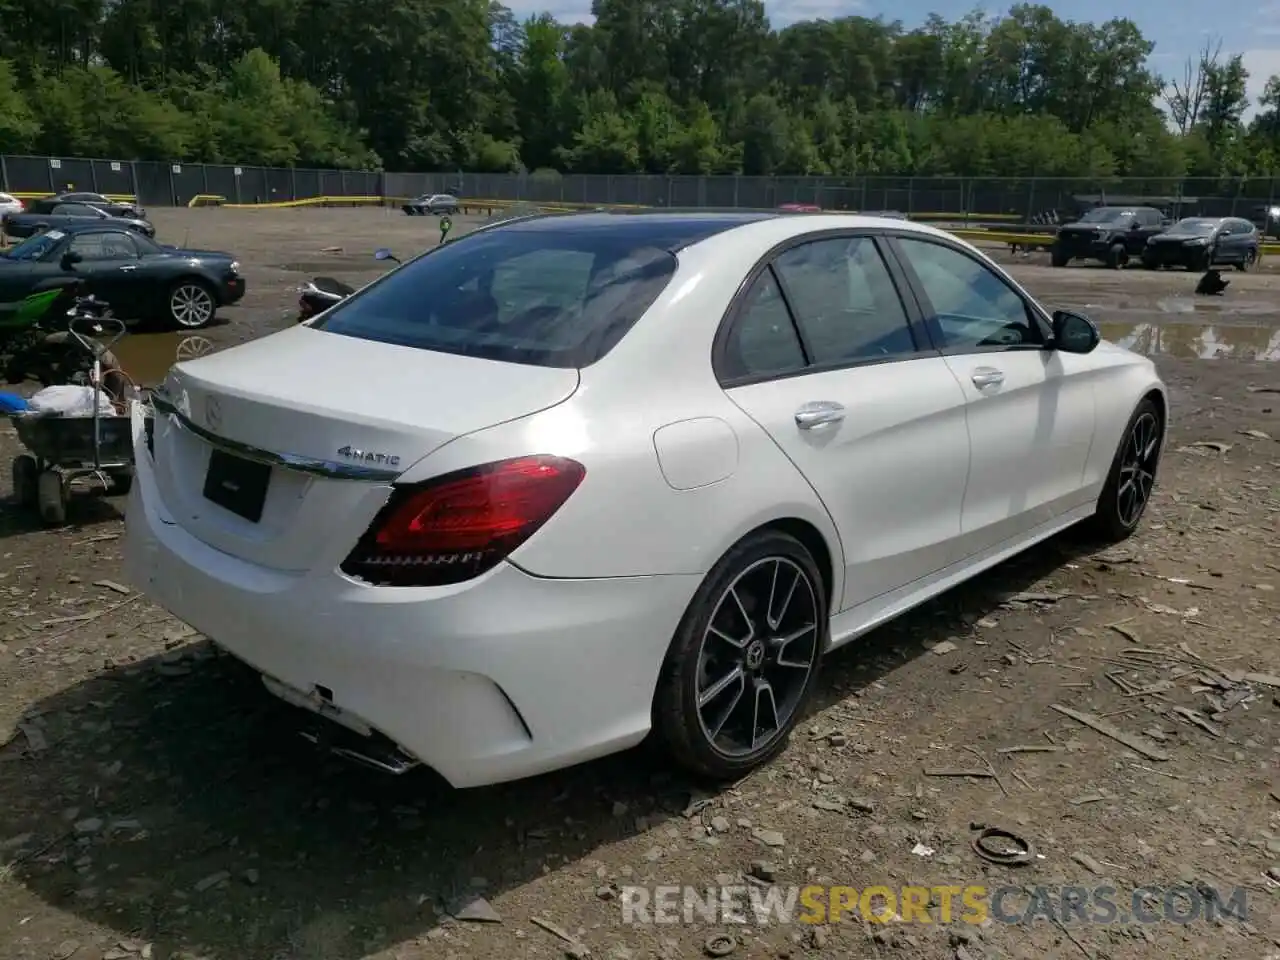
795,401,845,429
971,368,1005,388
119,265,137,271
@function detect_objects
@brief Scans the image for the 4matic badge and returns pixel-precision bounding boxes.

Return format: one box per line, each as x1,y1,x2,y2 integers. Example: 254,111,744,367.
337,446,401,468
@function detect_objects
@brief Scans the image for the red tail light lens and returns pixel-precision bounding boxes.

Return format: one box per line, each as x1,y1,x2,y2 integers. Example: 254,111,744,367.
341,455,586,586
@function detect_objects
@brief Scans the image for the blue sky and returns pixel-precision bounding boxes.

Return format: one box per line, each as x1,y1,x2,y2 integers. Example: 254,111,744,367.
513,0,1280,117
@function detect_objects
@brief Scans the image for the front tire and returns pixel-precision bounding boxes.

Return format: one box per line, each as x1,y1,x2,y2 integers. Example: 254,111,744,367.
653,530,827,781
1086,398,1163,542
1051,248,1069,268
12,455,37,508
1107,243,1128,269
168,280,216,329
36,469,67,526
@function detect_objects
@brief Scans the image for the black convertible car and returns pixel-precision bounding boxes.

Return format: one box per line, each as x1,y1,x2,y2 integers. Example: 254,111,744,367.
26,191,145,219
0,222,244,329
2,201,155,240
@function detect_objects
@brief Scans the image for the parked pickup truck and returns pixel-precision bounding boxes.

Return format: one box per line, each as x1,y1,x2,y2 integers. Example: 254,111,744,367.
1051,206,1169,268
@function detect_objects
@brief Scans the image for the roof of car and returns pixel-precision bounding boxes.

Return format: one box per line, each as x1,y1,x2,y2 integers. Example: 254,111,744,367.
484,210,933,252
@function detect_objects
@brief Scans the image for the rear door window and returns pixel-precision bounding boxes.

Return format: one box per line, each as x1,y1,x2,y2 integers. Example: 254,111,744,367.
313,227,679,368
772,237,918,364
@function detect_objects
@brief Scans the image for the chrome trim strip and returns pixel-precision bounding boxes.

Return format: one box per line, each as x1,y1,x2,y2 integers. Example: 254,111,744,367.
149,388,401,482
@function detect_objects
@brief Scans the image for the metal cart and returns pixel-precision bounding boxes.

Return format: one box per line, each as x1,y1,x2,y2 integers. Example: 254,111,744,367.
8,315,134,525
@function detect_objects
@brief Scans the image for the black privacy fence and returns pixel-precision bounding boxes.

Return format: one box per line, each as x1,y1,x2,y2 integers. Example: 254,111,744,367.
3,154,1280,220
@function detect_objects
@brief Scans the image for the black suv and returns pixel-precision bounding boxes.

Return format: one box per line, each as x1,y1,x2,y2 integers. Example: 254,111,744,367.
1051,206,1168,268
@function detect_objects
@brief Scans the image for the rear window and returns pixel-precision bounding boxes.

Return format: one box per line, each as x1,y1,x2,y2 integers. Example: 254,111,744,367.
1168,218,1216,236
313,226,678,368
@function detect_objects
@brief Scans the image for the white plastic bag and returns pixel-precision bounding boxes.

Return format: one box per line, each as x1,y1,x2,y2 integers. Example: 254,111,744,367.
26,385,115,417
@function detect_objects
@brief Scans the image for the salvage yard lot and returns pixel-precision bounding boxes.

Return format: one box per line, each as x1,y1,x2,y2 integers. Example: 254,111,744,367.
0,207,1278,960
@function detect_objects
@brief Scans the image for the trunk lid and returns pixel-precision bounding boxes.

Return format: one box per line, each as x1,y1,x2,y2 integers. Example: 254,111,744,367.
149,324,580,572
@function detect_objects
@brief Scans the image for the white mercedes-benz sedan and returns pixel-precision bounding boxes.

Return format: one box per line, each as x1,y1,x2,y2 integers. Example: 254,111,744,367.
124,212,1167,788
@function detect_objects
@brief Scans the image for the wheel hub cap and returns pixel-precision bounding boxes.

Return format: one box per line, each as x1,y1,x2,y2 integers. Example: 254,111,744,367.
694,557,820,758
1116,412,1160,528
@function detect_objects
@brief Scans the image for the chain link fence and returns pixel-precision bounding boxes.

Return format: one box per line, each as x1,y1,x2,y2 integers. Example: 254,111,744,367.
4,154,1279,220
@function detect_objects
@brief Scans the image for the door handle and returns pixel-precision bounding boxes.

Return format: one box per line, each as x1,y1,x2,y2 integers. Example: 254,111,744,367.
970,368,1005,388
119,265,137,271
794,401,845,429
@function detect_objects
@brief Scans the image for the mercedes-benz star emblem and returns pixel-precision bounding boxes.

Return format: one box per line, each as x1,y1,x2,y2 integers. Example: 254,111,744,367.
205,396,222,431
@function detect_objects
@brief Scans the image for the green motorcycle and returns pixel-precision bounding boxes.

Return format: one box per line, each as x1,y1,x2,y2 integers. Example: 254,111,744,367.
0,285,128,396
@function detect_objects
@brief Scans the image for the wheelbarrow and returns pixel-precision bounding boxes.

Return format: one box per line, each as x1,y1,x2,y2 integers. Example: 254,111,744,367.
8,315,135,524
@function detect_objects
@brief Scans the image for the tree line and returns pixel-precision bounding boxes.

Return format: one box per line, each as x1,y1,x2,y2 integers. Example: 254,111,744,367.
1,0,1278,180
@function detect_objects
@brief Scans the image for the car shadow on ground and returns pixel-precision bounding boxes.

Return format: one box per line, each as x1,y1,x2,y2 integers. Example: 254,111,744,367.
0,530,1101,959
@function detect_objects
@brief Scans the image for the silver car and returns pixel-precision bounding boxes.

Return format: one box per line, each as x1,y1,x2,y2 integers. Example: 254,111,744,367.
0,192,24,217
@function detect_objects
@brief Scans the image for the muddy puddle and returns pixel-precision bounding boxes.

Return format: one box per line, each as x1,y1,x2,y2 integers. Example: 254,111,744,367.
1065,295,1279,321
113,332,228,386
1099,322,1280,361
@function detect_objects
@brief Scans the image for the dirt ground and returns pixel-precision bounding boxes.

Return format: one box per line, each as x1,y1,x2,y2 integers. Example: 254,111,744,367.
0,207,1278,960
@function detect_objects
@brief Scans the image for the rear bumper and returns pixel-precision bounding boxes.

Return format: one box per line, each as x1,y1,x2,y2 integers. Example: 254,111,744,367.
1141,246,1205,267
123,416,699,787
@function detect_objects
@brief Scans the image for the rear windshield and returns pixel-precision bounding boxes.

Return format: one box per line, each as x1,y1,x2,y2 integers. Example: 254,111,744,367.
1167,218,1217,236
313,227,678,368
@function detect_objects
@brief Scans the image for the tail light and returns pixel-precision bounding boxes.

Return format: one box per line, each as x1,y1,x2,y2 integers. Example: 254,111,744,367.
298,297,314,320
341,455,586,587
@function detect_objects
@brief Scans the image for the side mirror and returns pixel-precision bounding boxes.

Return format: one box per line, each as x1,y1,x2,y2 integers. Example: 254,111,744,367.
373,248,400,263
60,250,83,269
1052,310,1100,355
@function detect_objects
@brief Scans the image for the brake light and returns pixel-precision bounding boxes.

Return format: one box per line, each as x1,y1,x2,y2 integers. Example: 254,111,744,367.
341,455,585,586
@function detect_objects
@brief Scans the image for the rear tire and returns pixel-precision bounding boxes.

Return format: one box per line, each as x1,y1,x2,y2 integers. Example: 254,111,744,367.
1085,398,1163,543
653,530,827,781
1237,248,1257,272
1051,249,1069,268
108,470,133,497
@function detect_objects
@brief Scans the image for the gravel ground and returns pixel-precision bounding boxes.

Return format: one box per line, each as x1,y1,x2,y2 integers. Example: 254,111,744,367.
0,207,1277,960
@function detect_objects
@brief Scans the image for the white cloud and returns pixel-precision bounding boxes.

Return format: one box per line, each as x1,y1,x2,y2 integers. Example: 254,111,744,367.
1261,1,1280,34
1242,48,1280,116
764,0,866,25
503,0,593,24
501,0,865,27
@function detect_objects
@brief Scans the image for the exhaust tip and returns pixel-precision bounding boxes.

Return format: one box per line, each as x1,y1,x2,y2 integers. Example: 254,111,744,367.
298,726,420,775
